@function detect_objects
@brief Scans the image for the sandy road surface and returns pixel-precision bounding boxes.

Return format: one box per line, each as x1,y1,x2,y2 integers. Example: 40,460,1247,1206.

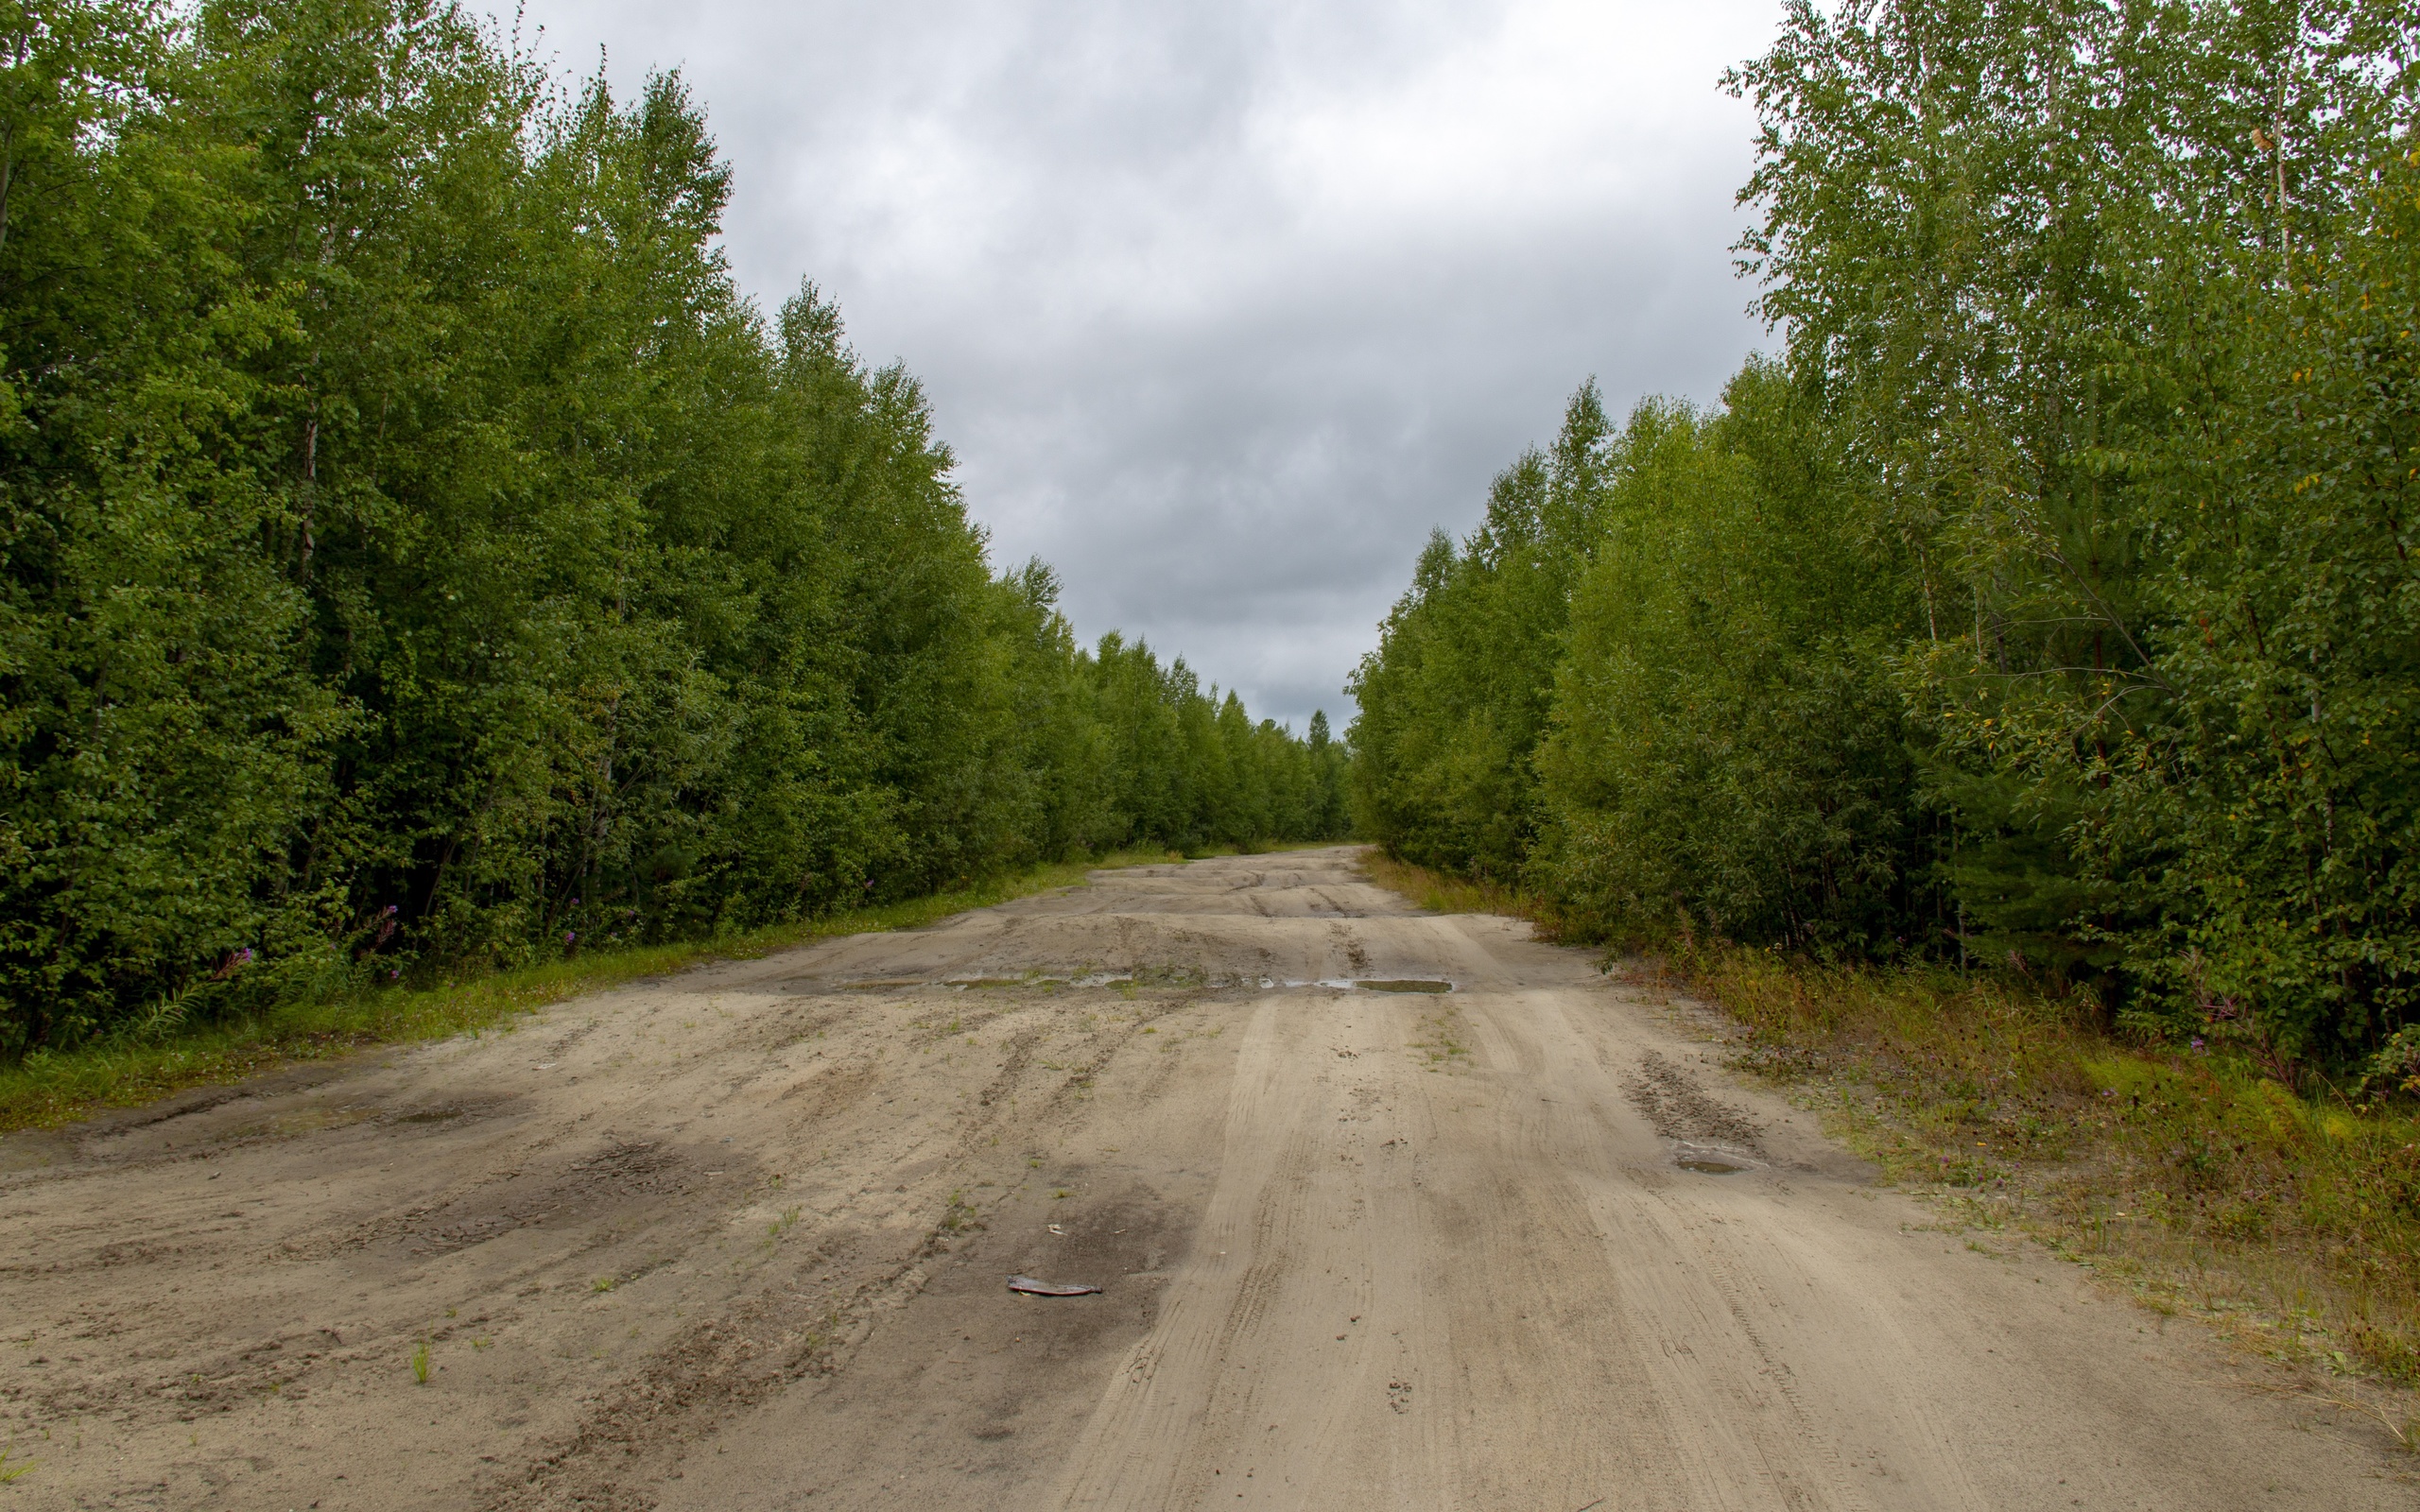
1,848,2410,1510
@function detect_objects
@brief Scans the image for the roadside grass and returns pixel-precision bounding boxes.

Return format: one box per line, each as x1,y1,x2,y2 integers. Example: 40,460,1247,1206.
1364,853,2420,1395
1668,944,2420,1388
0,848,1184,1136
1357,850,1541,921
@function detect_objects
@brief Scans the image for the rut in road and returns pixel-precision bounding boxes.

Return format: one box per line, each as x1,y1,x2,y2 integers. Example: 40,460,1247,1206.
0,848,2408,1510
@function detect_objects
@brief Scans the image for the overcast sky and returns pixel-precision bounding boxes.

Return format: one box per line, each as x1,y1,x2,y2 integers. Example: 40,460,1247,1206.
493,0,1783,732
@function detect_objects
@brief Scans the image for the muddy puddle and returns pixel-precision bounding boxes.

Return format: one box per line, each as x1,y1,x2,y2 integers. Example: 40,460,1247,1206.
1275,977,1455,993
1672,1142,1757,1176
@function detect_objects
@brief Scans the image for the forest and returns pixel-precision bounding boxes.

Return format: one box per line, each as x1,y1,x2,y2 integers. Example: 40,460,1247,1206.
0,0,1348,1058
1351,0,2420,1084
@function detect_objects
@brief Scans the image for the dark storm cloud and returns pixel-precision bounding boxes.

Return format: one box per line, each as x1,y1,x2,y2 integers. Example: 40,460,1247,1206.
494,0,1781,730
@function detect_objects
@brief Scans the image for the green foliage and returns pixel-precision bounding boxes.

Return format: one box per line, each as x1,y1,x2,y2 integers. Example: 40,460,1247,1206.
1352,0,2420,1074
0,1,1347,1057
1347,383,1608,877
2108,148,2420,1064
1736,0,2420,1060
1535,364,1926,955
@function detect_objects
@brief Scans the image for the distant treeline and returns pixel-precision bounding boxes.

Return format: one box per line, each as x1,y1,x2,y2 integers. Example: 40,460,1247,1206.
0,1,1347,1056
1352,0,2420,1077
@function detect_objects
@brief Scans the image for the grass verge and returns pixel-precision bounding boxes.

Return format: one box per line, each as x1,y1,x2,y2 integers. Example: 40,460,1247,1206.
1357,850,1540,921
1364,853,2420,1403
0,848,1184,1136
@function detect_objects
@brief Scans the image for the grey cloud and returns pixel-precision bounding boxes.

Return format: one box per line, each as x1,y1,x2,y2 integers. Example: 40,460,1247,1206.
499,0,1780,730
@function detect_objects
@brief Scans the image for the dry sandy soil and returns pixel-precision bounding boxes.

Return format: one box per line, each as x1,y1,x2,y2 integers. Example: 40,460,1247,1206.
1,847,2411,1510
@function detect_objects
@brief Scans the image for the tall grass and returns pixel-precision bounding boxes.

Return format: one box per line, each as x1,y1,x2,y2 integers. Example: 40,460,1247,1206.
1667,942,2420,1382
0,849,1183,1134
1357,850,1543,923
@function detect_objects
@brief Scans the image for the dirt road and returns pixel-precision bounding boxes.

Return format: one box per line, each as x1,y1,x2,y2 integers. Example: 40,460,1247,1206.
1,848,2409,1509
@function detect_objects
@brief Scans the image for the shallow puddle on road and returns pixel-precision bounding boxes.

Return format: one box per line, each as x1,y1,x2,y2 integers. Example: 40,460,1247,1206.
1278,978,1455,993
1671,1142,1755,1175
